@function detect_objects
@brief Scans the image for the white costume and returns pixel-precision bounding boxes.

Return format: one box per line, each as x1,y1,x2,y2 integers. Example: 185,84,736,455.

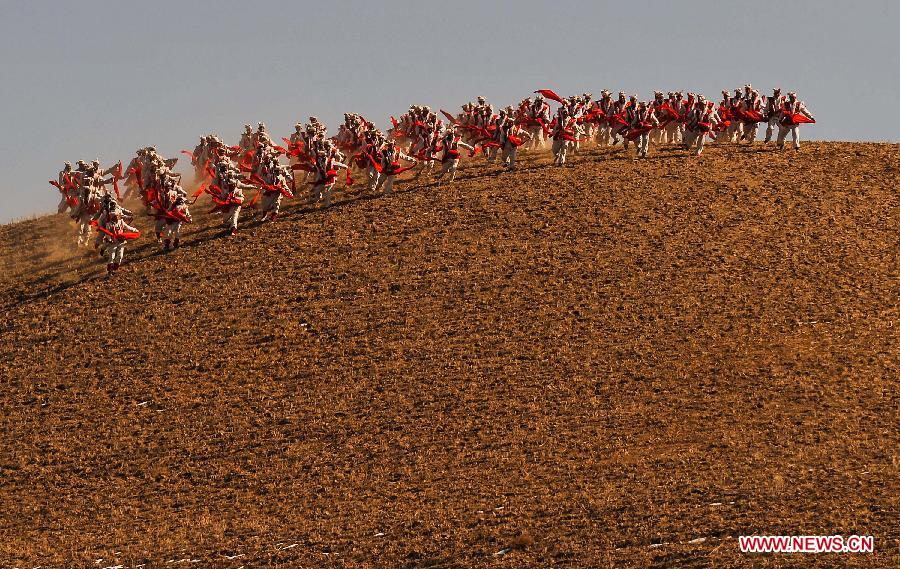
776,95,815,150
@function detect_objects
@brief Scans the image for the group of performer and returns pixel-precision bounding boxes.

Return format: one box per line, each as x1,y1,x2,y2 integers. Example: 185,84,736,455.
49,84,815,274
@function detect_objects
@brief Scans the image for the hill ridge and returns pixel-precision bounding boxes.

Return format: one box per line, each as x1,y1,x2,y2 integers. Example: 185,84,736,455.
0,142,897,567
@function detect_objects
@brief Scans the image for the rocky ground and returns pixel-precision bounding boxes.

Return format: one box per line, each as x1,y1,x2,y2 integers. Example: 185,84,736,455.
0,142,897,567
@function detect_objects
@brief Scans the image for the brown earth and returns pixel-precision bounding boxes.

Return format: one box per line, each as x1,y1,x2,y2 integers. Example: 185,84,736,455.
0,142,897,568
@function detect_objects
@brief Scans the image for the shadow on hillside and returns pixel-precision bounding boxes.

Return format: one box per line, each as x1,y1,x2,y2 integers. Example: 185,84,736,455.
2,143,790,312
0,150,610,311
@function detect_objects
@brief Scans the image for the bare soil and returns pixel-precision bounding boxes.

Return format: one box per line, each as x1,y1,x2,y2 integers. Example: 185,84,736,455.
0,142,897,567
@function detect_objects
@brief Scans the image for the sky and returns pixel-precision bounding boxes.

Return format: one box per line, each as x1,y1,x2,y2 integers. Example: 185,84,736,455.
1,0,897,223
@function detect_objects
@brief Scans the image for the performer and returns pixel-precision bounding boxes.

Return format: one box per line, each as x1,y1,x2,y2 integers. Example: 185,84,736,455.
521,95,550,149
484,110,508,163
499,117,530,169
776,92,815,151
162,194,191,250
239,124,254,152
152,178,190,250
592,90,614,146
667,92,687,145
188,136,212,183
648,91,666,145
684,97,719,156
92,194,134,257
764,88,786,143
257,158,294,221
739,89,765,144
434,126,475,184
212,172,251,235
621,95,639,151
309,147,348,208
50,162,78,214
727,88,745,143
95,206,140,274
550,107,578,166
609,92,630,146
372,141,416,195
628,101,659,159
71,162,104,246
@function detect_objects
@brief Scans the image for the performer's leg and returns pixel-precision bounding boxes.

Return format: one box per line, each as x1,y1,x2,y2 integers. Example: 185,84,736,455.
745,123,759,144
765,118,777,143
776,125,788,149
227,206,241,231
448,160,459,182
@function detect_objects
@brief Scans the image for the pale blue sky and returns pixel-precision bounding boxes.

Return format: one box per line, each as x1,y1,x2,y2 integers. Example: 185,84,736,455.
1,0,897,222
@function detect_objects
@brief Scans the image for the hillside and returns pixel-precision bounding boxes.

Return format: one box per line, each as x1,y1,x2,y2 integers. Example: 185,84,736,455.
0,142,897,567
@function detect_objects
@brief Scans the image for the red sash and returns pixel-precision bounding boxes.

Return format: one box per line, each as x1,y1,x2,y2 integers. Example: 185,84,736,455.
96,225,141,241
624,122,654,141
781,112,815,126
155,208,192,223
534,89,564,104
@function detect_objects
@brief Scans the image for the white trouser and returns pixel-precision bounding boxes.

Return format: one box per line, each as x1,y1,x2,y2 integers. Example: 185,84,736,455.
636,133,650,157
164,221,182,239
261,191,282,216
374,174,395,195
108,241,125,264
776,125,800,149
693,131,706,155
764,116,779,142
77,214,93,245
57,195,70,214
727,121,743,143
154,217,166,239
311,183,335,207
224,205,241,230
486,146,499,163
552,139,568,164
597,126,611,146
501,145,518,169
666,122,683,144
611,126,626,144
436,159,460,182
527,127,545,149
744,122,759,143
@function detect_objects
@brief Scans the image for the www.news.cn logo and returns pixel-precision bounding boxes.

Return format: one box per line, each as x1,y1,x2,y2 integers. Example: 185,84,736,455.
739,535,874,554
